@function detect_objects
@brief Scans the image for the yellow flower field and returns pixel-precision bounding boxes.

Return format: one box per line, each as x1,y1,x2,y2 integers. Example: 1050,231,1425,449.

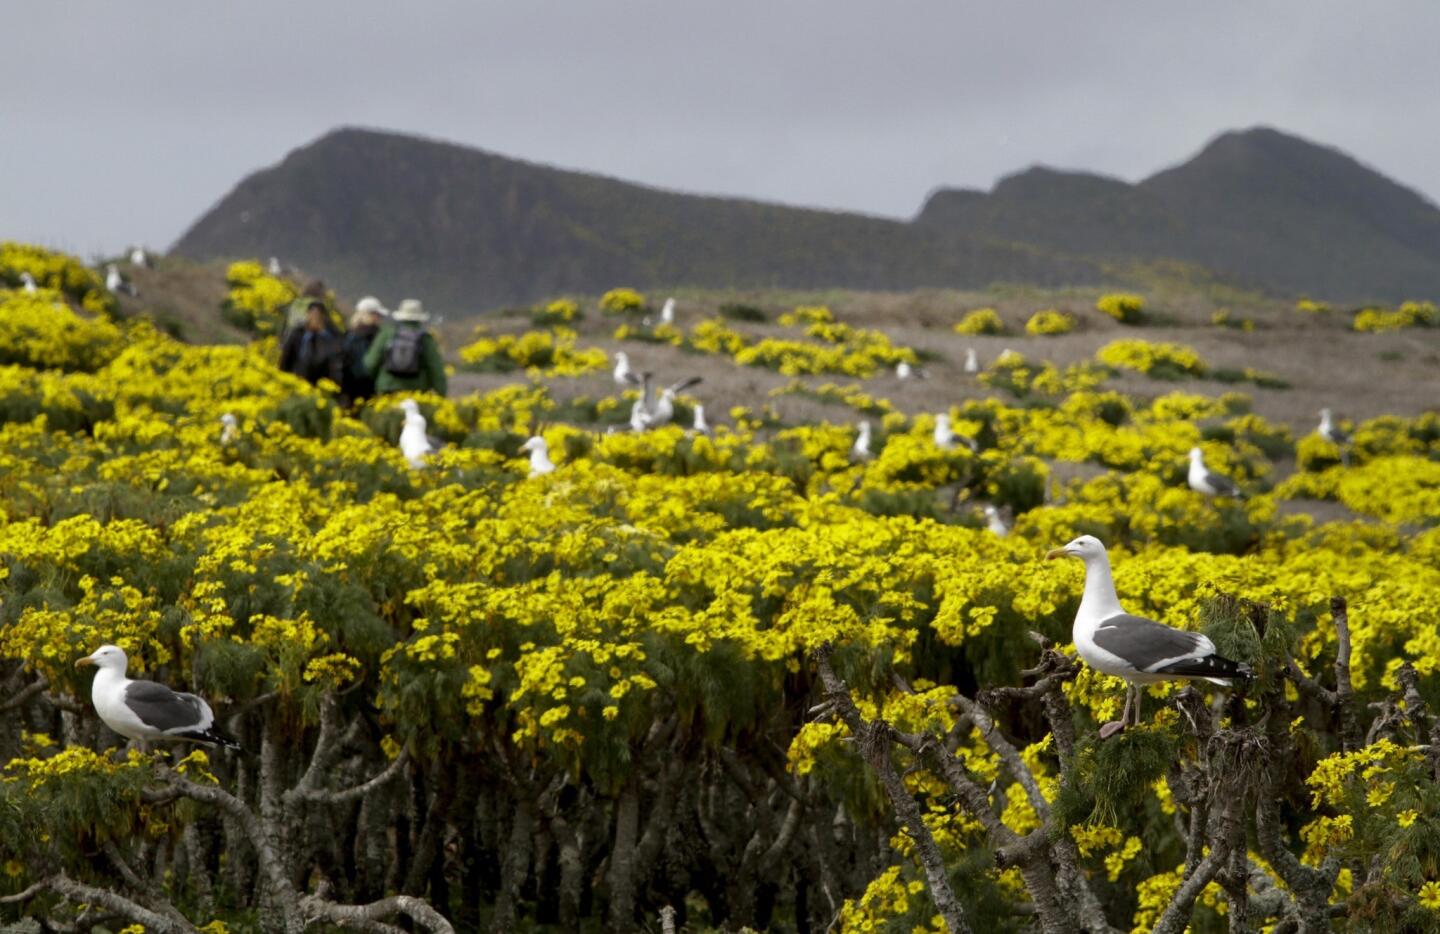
0,249,1438,932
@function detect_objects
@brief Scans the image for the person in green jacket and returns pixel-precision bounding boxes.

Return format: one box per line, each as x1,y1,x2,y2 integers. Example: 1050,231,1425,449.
363,298,448,397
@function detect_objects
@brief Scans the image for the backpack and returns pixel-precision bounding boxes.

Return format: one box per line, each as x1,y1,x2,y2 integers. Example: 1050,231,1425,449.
384,326,425,377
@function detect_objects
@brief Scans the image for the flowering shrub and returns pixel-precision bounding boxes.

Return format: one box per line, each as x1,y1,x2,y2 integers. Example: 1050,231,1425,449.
1096,339,1208,379
529,297,581,327
458,325,606,376
1296,298,1329,314
1095,292,1145,324
599,286,646,314
954,307,1005,335
0,244,1436,933
222,260,297,335
1,241,116,315
1352,301,1437,333
1025,309,1075,335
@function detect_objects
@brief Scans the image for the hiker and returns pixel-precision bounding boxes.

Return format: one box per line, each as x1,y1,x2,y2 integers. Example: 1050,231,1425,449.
279,300,344,387
281,280,331,340
341,298,387,405
363,298,447,397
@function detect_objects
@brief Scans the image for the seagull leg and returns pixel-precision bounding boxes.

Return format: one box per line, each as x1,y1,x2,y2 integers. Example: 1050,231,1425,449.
1099,685,1131,739
1131,685,1144,727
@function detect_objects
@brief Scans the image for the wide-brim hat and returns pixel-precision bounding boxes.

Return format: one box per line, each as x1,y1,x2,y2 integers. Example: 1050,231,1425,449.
356,296,389,317
393,298,428,322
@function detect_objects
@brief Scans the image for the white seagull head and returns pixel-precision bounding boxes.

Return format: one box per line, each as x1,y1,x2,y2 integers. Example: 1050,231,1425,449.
1319,408,1333,424
519,435,547,455
1188,447,1204,463
400,398,421,416
221,413,238,428
76,644,128,673
1046,534,1107,564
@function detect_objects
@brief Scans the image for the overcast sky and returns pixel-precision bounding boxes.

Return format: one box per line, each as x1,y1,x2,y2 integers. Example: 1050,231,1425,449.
5,1,1438,257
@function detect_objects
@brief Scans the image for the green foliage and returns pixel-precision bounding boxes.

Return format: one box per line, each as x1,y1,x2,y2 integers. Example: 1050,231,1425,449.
1055,726,1181,829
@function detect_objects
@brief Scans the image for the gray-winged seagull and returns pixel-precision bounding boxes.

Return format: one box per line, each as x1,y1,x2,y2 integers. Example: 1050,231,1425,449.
1046,535,1250,738
76,645,240,750
1187,448,1243,499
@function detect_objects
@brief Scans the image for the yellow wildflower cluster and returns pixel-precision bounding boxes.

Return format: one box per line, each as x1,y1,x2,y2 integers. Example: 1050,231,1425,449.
1025,309,1075,335
599,286,646,314
953,307,1005,335
458,325,607,376
1,241,114,313
1095,292,1144,324
734,306,917,377
222,260,298,335
1352,300,1437,333
1096,339,1208,379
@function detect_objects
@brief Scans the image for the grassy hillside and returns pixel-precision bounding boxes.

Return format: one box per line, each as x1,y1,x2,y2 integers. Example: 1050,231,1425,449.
172,128,1099,317
173,125,1440,320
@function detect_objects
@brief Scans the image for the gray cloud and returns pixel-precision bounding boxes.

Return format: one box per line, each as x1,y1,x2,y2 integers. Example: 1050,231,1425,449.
4,0,1438,256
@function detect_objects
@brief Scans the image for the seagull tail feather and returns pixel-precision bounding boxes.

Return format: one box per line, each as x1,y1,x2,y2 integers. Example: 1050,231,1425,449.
1154,654,1251,683
177,728,245,753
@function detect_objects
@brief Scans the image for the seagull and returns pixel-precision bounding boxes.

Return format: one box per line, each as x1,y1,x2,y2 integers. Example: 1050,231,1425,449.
637,375,702,428
19,272,37,294
613,351,641,388
692,404,710,435
268,256,283,276
896,361,927,381
219,413,240,446
398,398,440,468
936,413,978,452
520,435,555,478
1317,408,1351,465
964,348,980,374
650,377,702,426
983,504,1010,537
105,264,136,297
1187,448,1243,499
934,413,955,450
660,297,676,325
852,421,874,462
129,247,151,268
76,645,241,750
1318,408,1350,445
1046,535,1250,738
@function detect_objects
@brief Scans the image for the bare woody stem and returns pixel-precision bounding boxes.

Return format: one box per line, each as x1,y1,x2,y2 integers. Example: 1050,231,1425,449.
1331,597,1362,752
813,644,974,934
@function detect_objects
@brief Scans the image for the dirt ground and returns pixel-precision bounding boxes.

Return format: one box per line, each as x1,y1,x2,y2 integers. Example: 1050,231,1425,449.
445,284,1440,443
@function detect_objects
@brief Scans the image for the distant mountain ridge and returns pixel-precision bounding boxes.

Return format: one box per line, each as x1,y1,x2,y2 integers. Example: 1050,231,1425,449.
917,127,1440,301
173,126,1440,313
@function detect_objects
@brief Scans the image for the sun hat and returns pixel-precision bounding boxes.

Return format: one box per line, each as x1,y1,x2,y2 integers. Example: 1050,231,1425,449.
393,299,429,323
356,296,388,317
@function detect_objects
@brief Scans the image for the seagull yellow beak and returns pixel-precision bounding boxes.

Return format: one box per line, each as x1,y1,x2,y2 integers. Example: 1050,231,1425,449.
1045,547,1069,561
75,656,94,668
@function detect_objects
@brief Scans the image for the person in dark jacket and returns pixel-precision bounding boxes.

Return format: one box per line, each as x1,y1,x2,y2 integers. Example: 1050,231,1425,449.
280,280,331,342
341,298,386,406
363,299,448,397
279,301,344,388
